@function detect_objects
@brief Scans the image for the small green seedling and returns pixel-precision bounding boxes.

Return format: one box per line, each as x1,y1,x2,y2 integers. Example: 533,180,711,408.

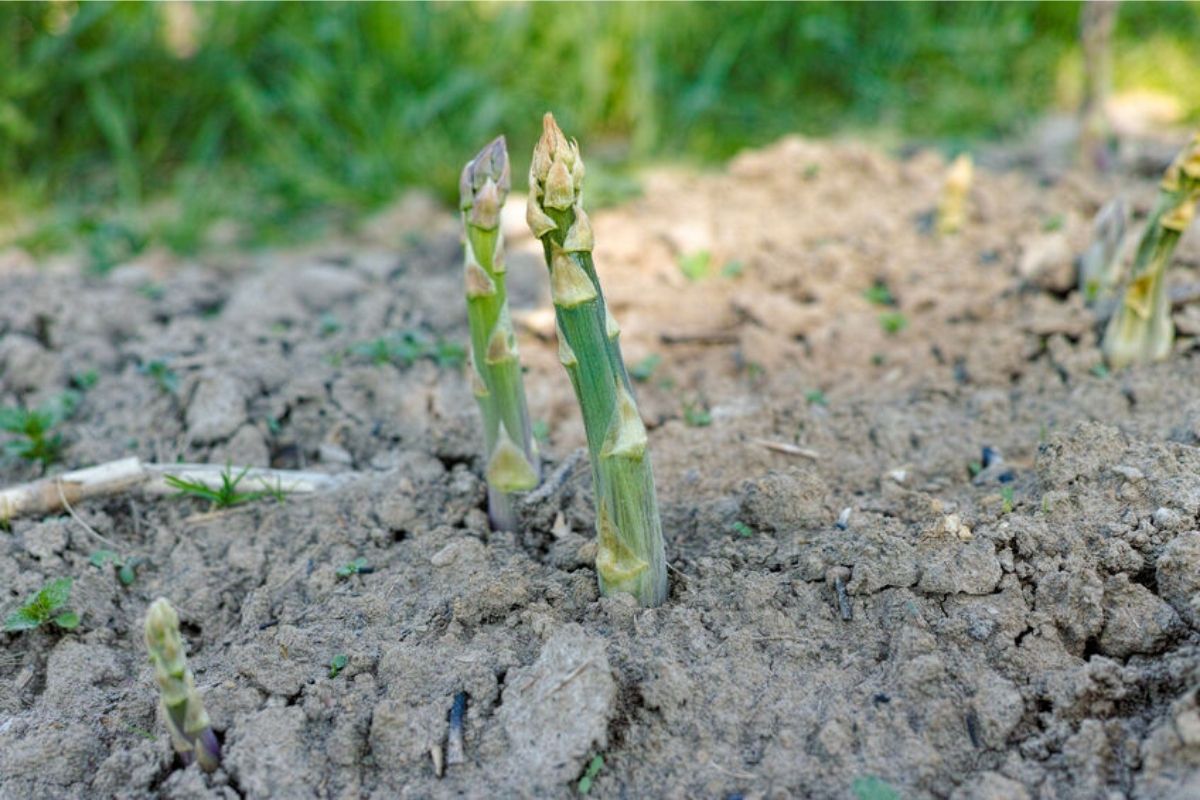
804,163,821,179
683,402,712,428
335,558,373,579
852,775,901,800
721,260,745,278
164,465,285,510
532,419,551,444
4,577,79,632
0,407,64,468
71,370,99,391
350,331,466,369
139,360,180,395
968,460,983,478
1042,213,1065,232
862,282,895,306
137,282,165,301
1000,486,1015,514
731,521,754,538
1090,363,1109,378
90,549,144,586
329,654,348,678
577,754,604,794
805,389,827,406
678,250,711,282
630,354,661,383
879,311,908,335
0,391,79,469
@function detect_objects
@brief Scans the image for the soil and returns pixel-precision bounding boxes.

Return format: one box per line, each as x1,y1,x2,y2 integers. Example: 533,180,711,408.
3,135,1200,800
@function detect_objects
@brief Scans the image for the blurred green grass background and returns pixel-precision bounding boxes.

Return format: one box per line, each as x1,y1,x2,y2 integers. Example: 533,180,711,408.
1,1,1197,269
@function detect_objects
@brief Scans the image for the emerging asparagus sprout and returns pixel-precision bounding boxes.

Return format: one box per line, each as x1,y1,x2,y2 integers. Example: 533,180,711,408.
937,154,973,235
460,136,540,531
144,598,220,771
527,113,667,607
1079,196,1128,304
1102,133,1200,369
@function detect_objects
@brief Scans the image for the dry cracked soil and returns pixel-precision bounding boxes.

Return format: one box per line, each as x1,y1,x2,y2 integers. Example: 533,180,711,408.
2,136,1200,800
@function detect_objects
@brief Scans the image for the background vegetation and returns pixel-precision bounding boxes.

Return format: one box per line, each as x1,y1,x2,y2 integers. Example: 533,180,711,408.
1,1,1198,268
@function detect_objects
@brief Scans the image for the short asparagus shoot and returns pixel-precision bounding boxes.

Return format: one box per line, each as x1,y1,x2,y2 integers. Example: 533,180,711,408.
1102,133,1200,369
1079,196,1128,304
144,598,220,771
527,113,667,606
937,154,973,235
460,136,540,531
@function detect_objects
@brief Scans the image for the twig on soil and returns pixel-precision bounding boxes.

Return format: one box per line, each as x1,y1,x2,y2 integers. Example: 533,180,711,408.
56,480,122,551
520,448,585,507
0,457,352,521
446,691,467,766
431,744,445,778
706,759,756,780
543,660,598,700
659,329,740,346
753,439,820,459
833,575,853,622
666,560,695,582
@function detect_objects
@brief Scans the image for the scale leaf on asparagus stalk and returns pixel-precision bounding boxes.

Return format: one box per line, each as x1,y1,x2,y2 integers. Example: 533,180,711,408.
527,113,668,607
144,598,221,771
1102,133,1200,369
460,136,540,531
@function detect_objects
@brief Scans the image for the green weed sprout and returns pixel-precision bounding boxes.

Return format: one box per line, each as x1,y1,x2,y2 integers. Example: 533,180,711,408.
144,598,220,772
1102,134,1200,369
164,464,286,510
3,577,79,632
1079,196,1127,304
0,391,79,469
527,113,667,606
460,136,540,531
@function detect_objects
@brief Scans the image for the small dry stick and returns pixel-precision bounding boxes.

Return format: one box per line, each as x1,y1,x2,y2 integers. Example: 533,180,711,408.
753,439,820,460
0,457,350,522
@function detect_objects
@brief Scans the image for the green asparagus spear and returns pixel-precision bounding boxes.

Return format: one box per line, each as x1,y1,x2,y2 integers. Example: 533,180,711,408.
527,113,667,607
461,136,540,531
144,598,220,771
1102,133,1200,369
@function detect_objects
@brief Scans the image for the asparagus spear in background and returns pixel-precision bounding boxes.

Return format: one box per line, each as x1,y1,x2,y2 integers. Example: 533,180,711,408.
1102,133,1200,369
527,113,667,607
144,598,221,772
1079,196,1128,304
460,136,540,531
937,153,973,235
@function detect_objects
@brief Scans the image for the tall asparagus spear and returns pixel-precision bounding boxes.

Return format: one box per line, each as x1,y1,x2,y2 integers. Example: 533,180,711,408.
460,137,540,531
144,598,221,772
527,113,667,607
1102,133,1200,369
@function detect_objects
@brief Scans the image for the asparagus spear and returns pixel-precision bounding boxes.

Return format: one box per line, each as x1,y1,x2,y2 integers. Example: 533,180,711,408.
937,154,973,235
1079,196,1128,304
460,136,540,531
144,598,221,771
1102,133,1200,369
527,113,667,607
